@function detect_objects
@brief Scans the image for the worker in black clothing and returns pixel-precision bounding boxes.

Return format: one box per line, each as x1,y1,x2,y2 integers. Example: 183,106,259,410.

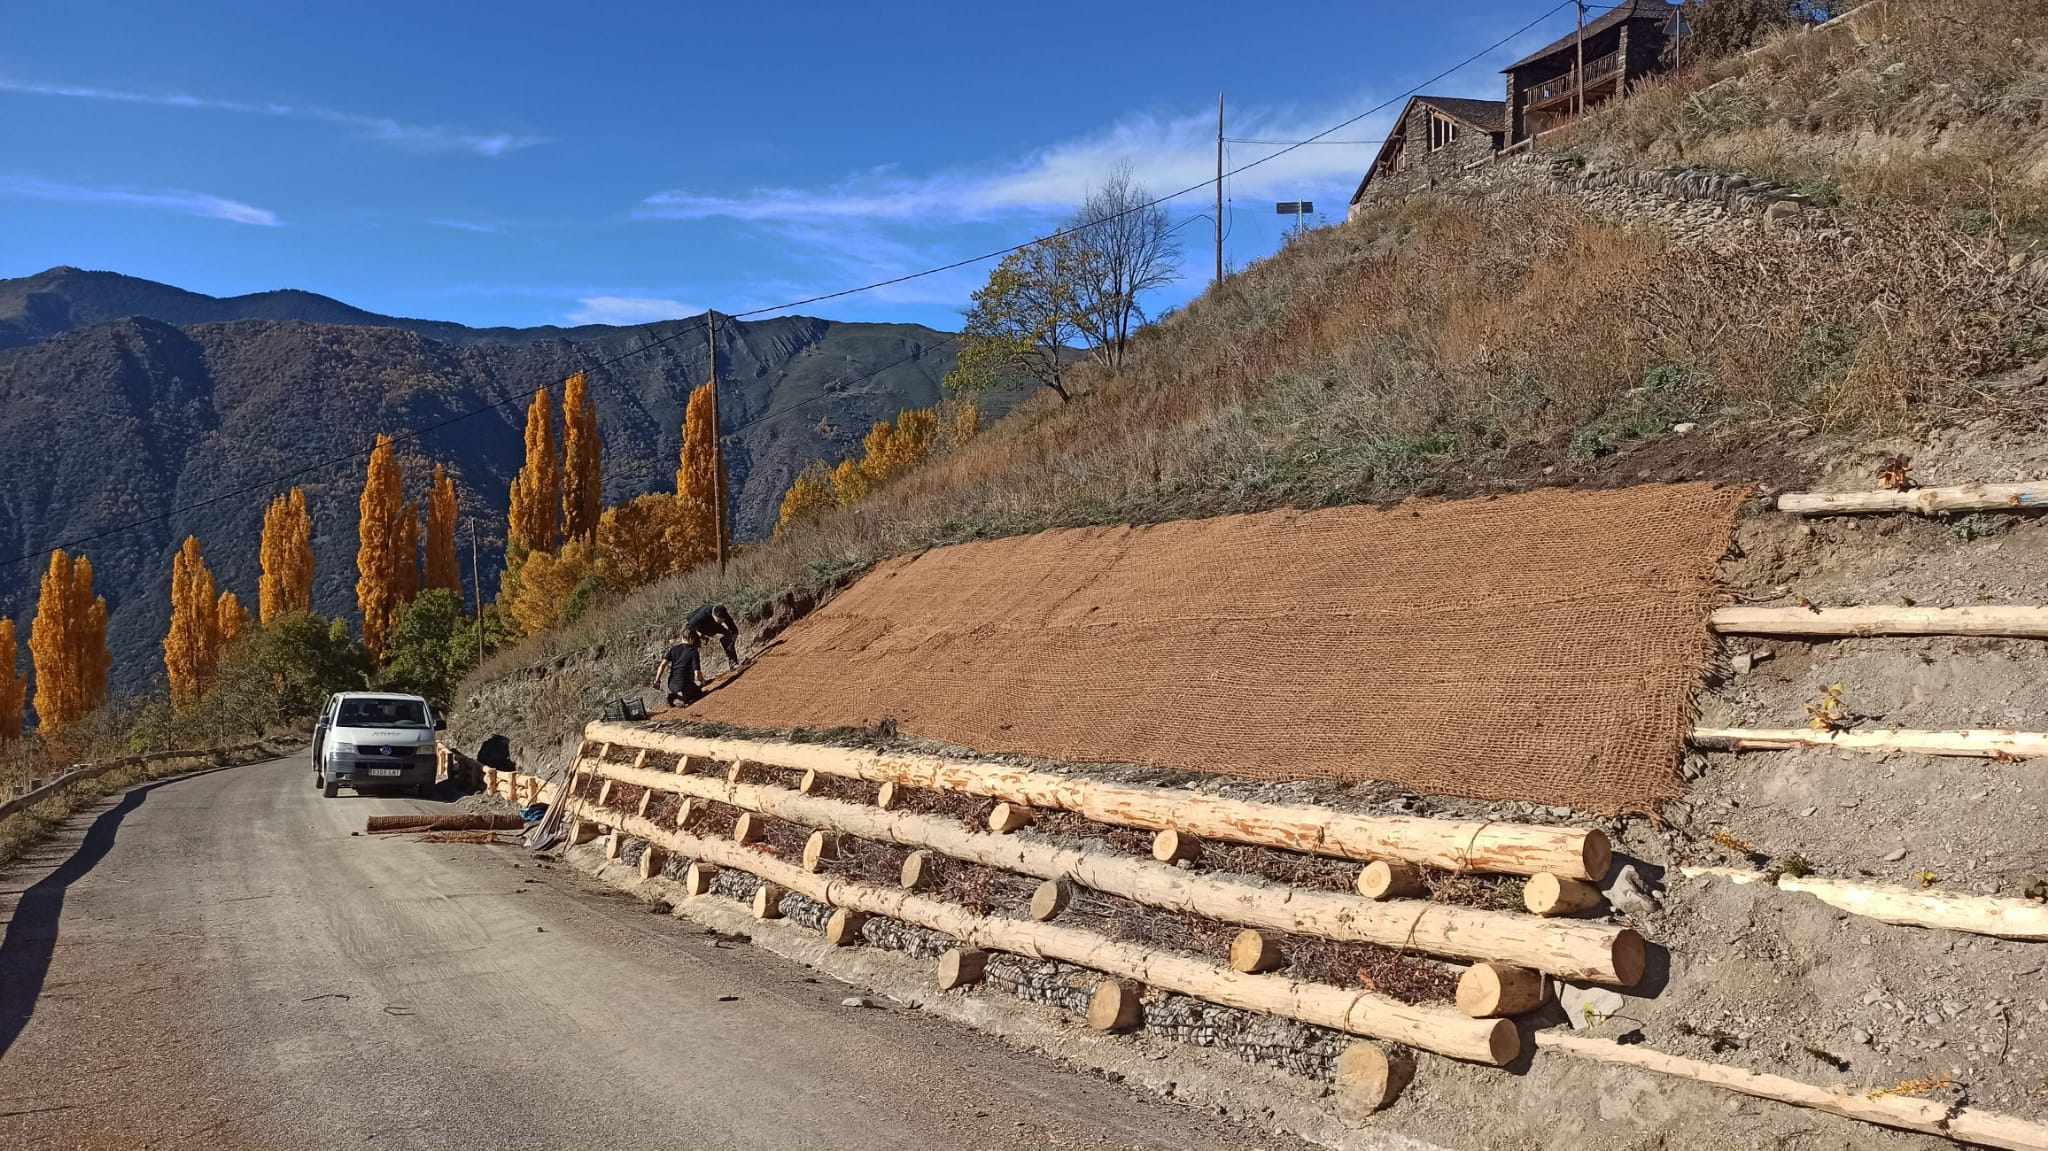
685,603,740,668
655,634,705,708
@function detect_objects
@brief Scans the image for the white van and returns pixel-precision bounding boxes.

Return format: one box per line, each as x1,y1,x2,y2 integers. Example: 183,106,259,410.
311,691,444,798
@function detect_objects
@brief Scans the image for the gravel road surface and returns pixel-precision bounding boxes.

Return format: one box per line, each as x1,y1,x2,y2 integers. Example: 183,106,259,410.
0,754,1303,1150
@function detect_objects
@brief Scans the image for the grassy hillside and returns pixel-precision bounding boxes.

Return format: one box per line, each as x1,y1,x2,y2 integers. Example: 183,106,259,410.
454,0,2048,758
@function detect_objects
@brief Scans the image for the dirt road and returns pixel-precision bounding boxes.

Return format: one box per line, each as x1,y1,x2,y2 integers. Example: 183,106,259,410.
0,754,1303,1150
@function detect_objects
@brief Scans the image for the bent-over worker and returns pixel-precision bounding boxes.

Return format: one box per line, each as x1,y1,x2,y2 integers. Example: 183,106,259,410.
685,603,740,668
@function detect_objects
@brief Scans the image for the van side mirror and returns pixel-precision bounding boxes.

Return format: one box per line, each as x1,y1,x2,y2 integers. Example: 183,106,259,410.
434,715,448,731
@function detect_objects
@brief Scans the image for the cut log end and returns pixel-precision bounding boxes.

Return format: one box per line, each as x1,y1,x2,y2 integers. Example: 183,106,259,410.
637,846,666,881
1030,878,1073,922
684,861,717,897
1525,872,1606,917
937,947,989,990
823,908,867,946
802,830,840,873
875,781,902,811
751,882,786,920
603,831,624,861
674,797,696,829
1333,1043,1416,1118
1227,929,1286,974
726,761,747,786
733,812,765,846
1581,830,1614,884
1455,962,1546,1018
900,849,935,891
988,802,1035,834
798,769,820,795
1152,828,1201,864
569,819,600,845
1612,928,1647,989
1356,860,1426,901
1087,980,1142,1033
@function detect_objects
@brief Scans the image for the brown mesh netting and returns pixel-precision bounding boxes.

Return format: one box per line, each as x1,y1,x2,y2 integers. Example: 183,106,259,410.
690,483,1747,813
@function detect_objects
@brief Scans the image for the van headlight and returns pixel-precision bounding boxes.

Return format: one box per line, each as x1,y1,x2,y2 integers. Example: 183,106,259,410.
330,742,356,755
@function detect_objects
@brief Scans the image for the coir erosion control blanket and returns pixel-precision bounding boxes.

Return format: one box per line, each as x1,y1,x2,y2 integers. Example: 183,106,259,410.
691,483,1747,812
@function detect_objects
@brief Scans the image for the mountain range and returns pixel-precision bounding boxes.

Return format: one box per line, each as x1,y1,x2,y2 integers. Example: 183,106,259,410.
0,267,1006,700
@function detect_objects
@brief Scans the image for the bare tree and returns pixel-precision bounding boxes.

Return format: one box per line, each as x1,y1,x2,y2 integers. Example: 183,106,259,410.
1067,166,1181,373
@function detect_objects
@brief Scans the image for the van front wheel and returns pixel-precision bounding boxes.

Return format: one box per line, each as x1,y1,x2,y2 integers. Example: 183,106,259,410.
323,779,339,798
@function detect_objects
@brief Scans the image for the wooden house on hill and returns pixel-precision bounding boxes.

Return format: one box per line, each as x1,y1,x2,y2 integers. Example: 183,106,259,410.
1346,96,1505,217
1503,0,1681,144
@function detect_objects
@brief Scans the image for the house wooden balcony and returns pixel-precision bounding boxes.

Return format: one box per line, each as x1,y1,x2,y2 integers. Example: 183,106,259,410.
1521,49,1623,113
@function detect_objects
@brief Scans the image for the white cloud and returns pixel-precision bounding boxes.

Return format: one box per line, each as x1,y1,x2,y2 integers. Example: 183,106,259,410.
429,218,503,233
0,176,279,225
565,296,705,326
0,76,544,157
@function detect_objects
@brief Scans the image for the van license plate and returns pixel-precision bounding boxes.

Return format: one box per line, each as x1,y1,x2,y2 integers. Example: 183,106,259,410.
369,768,403,777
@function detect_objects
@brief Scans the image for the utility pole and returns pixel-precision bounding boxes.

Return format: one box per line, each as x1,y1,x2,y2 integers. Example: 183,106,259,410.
1575,0,1586,119
706,310,727,573
467,516,483,667
1214,93,1224,287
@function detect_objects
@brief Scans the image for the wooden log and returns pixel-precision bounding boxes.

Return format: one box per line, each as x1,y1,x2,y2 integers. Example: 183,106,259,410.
726,761,748,786
1777,481,2048,517
596,778,613,807
875,781,902,810
1152,829,1201,864
1357,860,1426,901
597,741,613,761
900,850,935,891
638,846,666,880
604,831,624,861
733,812,765,845
1030,878,1073,922
570,819,600,846
823,908,867,946
1680,867,2048,942
1537,1031,2048,1148
1690,726,2048,759
1228,929,1286,974
572,756,1642,983
988,802,1034,834
799,769,820,795
675,797,696,828
1456,963,1546,1018
684,861,717,897
1088,980,1142,1032
636,788,653,818
937,948,988,990
751,882,786,919
630,748,648,770
801,829,840,873
1712,604,2048,639
1332,1043,1414,1119
576,801,1523,1064
581,723,1609,880
1525,873,1606,917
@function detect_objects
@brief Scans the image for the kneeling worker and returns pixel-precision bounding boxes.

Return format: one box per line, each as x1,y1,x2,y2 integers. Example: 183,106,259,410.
655,631,705,708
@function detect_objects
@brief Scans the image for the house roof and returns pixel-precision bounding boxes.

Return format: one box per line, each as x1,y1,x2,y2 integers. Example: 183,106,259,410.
1349,95,1508,204
1502,0,1678,72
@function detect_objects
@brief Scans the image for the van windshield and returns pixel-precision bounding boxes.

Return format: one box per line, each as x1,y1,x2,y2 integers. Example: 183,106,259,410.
336,698,429,728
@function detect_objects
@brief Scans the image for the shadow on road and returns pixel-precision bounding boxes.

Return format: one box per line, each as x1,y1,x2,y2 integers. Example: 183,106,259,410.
0,772,214,1056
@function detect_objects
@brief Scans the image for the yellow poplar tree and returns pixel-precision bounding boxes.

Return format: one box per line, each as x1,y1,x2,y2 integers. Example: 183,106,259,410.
505,541,593,636
0,618,21,741
425,464,461,594
398,500,421,603
670,381,727,571
356,434,411,659
164,536,222,704
829,457,872,506
775,463,837,537
217,591,246,648
595,493,677,590
30,549,109,730
561,372,602,547
506,388,561,555
258,487,314,624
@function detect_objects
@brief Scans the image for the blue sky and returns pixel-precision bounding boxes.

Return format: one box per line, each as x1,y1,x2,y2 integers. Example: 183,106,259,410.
0,0,1585,332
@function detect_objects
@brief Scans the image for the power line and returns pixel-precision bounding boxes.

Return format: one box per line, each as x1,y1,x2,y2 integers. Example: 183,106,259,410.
2,0,1571,571
1224,137,1389,145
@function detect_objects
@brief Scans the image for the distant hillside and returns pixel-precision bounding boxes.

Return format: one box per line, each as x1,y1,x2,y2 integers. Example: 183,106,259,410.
0,268,1013,699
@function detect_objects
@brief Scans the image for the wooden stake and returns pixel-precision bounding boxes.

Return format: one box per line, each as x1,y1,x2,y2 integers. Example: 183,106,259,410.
1357,860,1426,901
726,761,747,786
823,908,867,946
631,748,649,770
900,850,935,891
733,812,765,845
802,830,840,873
875,781,902,810
1030,878,1072,922
1692,726,2048,759
1227,929,1286,974
1332,1043,1415,1119
1713,604,2048,639
675,797,696,828
684,861,717,897
1777,480,2048,516
581,723,1610,880
636,788,653,818
988,802,1034,834
604,831,624,861
596,778,613,807
1088,980,1142,1032
1151,828,1201,864
638,846,666,880
799,769,820,795
751,882,785,919
570,819,600,846
937,947,988,990
1525,873,1605,917
1681,866,2048,941
569,754,1642,983
1456,963,1546,1018
584,802,1524,1064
